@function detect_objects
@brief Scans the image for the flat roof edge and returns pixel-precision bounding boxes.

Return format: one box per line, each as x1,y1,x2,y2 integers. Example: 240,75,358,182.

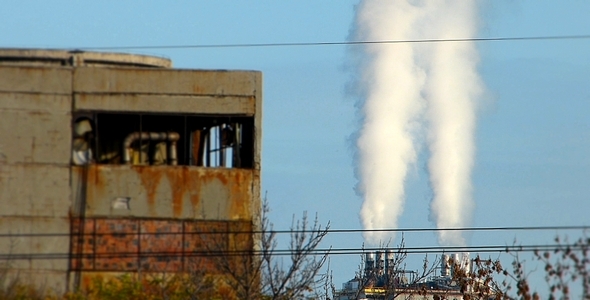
0,49,172,68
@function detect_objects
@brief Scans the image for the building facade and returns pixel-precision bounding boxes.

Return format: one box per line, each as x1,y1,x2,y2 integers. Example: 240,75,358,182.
0,49,262,292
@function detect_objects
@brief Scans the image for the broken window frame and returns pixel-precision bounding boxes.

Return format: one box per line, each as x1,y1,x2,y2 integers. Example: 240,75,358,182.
71,112,255,169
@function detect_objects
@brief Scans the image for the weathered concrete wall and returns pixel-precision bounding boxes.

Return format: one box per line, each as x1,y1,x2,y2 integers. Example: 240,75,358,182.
0,66,73,293
0,66,71,94
74,94,256,115
73,68,259,96
71,165,256,220
70,65,263,250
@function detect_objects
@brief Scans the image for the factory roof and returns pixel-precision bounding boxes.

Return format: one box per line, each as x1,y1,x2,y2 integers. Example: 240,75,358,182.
0,48,171,68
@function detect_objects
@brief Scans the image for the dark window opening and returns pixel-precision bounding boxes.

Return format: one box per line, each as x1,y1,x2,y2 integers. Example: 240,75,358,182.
72,113,254,168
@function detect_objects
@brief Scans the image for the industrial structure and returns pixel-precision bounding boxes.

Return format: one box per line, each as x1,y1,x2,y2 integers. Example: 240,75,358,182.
335,252,475,300
0,49,262,292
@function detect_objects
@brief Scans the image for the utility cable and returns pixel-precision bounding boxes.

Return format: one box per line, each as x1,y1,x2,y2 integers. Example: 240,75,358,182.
75,34,590,51
0,225,586,238
2,243,588,261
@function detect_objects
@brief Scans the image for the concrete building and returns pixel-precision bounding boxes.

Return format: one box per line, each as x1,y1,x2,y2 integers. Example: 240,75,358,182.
0,49,262,292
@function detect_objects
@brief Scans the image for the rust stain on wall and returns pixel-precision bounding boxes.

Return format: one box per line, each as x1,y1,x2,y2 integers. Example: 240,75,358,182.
89,166,106,189
212,170,230,186
187,170,202,214
77,165,255,220
135,166,164,216
228,170,252,219
72,165,106,188
192,84,204,94
164,168,189,218
194,168,253,219
76,93,86,105
72,165,106,212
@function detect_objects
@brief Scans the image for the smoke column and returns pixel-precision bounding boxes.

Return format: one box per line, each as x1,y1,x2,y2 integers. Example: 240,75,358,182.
353,1,427,245
424,2,482,246
352,1,482,246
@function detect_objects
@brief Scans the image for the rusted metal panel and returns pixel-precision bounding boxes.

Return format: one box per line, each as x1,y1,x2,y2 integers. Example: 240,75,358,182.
70,218,252,273
139,220,183,271
0,165,71,217
183,220,229,268
73,67,261,96
74,94,256,115
0,66,72,94
70,218,97,271
94,219,139,271
71,165,255,220
228,221,253,250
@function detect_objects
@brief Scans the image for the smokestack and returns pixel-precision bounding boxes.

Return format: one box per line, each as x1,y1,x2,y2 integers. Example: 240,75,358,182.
460,252,471,274
449,253,471,277
441,254,451,277
375,251,384,276
385,249,394,274
453,253,460,275
351,0,482,246
365,252,375,276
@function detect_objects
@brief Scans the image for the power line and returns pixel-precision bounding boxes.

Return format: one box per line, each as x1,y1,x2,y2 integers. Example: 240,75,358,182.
1,243,586,261
76,34,590,51
0,225,587,238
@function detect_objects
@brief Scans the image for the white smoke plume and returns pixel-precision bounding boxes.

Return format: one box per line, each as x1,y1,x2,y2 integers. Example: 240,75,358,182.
424,2,482,246
352,0,482,246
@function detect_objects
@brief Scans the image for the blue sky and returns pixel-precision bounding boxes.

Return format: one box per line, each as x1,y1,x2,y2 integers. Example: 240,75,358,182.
2,0,589,292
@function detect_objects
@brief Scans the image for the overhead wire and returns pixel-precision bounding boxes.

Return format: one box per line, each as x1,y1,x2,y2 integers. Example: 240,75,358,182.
0,225,587,238
1,243,587,261
1,224,586,261
74,34,590,51
1,226,587,260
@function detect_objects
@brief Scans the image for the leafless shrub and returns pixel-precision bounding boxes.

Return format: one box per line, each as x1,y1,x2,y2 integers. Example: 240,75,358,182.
534,234,590,299
202,198,330,299
444,234,590,300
